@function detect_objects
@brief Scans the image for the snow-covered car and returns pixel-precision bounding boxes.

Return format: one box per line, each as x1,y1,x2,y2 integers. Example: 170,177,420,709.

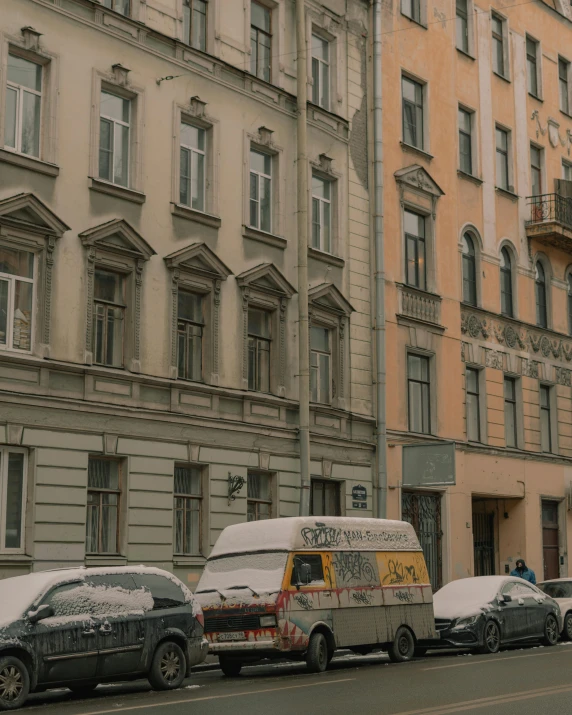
537,579,572,640
424,576,561,654
0,566,208,711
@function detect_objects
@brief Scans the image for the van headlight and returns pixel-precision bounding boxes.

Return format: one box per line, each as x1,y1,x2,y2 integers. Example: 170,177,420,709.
454,615,479,629
260,615,277,628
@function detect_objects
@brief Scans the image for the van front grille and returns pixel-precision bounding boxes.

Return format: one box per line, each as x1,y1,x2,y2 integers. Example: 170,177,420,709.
204,614,261,633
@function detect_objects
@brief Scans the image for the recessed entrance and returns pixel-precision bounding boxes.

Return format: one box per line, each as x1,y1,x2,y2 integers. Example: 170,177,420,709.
472,500,496,576
542,500,560,581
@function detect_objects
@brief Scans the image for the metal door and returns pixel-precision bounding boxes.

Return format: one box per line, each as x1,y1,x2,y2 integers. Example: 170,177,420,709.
402,491,442,590
473,510,495,576
542,500,560,580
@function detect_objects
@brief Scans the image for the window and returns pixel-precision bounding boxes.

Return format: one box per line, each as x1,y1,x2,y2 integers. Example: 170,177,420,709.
504,377,517,448
311,175,332,253
99,91,130,188
250,2,271,82
183,0,207,51
500,247,513,317
4,54,42,158
402,76,424,150
540,385,552,453
526,37,539,97
102,0,130,15
559,57,570,115
174,464,202,555
311,35,330,110
177,290,203,381
495,127,509,190
535,261,548,328
462,233,477,305
86,458,120,554
402,0,421,23
310,326,331,404
310,479,340,516
131,573,186,610
407,354,431,434
0,246,34,353
456,0,469,53
466,368,481,442
0,449,26,552
247,472,272,521
564,162,572,182
291,554,325,584
180,122,205,212
568,274,572,335
491,13,506,77
250,149,272,232
458,108,473,175
404,210,426,290
93,269,125,368
248,308,271,392
530,145,542,196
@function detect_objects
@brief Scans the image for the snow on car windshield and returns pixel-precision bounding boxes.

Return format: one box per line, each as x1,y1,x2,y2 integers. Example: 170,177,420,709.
539,581,572,599
197,552,287,594
435,577,502,606
0,572,58,627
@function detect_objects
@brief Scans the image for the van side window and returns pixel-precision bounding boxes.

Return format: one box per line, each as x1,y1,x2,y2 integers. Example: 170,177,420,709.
131,574,186,610
291,554,324,586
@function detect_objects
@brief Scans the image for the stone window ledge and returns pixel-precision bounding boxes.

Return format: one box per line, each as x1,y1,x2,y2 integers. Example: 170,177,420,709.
400,142,434,162
308,246,345,268
89,177,146,204
173,555,207,567
0,149,59,177
171,203,221,228
242,225,287,249
495,186,519,202
85,554,128,567
458,170,483,186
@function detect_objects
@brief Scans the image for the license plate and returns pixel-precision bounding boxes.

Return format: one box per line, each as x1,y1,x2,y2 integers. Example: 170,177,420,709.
217,632,245,641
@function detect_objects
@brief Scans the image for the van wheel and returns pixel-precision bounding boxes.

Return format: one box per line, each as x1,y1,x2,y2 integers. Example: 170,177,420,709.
148,641,186,691
306,632,329,673
0,656,30,710
219,657,242,677
388,627,415,663
541,614,559,646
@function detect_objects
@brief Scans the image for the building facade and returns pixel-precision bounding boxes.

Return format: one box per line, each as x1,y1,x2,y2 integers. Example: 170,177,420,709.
383,0,572,587
0,0,373,589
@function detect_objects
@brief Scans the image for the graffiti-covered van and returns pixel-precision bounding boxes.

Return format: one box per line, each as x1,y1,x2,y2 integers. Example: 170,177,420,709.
195,517,437,675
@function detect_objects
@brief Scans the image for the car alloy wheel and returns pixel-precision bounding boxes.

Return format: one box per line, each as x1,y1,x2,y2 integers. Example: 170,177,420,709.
0,666,23,703
565,613,572,641
542,614,559,646
480,620,500,654
160,649,181,683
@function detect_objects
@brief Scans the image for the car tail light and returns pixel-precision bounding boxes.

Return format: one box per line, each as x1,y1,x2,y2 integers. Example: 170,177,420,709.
196,609,204,628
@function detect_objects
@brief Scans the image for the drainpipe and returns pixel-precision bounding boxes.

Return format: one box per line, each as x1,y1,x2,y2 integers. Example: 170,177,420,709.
296,0,311,516
373,0,387,518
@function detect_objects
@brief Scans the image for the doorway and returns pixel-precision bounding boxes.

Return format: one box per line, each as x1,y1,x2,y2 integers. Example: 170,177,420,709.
402,491,442,590
472,500,496,576
542,500,560,580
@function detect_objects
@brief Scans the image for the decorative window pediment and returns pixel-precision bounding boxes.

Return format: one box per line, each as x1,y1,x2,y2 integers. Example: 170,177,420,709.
0,193,69,236
164,242,231,280
394,165,445,198
78,219,155,261
309,282,354,316
236,263,296,298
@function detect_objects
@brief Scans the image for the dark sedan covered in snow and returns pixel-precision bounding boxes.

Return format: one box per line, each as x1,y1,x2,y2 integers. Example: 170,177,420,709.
426,576,561,654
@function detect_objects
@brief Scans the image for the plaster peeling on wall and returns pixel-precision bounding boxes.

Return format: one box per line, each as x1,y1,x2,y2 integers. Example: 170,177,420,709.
348,31,368,190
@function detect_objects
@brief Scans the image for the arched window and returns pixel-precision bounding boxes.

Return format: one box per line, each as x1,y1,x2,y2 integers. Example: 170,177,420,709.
568,274,572,335
500,247,513,317
535,261,548,328
462,233,477,305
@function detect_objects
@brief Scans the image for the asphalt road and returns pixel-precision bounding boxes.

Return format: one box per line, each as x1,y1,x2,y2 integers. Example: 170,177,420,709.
15,643,572,715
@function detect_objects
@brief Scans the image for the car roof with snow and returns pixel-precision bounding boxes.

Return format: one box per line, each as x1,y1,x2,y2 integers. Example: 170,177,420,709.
538,577,572,584
208,516,421,558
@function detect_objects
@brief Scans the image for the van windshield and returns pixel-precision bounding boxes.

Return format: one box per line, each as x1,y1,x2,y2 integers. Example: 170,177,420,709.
197,552,288,594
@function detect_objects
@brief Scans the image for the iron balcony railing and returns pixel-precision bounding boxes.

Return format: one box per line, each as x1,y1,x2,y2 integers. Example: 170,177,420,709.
526,193,572,230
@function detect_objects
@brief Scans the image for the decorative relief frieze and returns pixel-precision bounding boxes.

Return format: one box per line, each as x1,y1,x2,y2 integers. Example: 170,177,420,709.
521,358,539,379
485,350,504,370
556,367,572,386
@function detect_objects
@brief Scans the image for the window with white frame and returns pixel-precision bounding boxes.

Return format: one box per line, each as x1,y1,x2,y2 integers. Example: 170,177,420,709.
174,464,202,555
495,126,510,190
93,269,125,368
99,91,130,188
249,148,272,232
183,0,207,51
247,471,272,521
530,144,543,196
248,307,271,392
526,36,540,97
456,0,469,53
180,121,206,212
0,246,34,353
492,13,508,78
4,54,42,158
311,34,330,110
458,107,473,175
0,448,27,552
407,353,431,434
559,57,571,115
250,2,272,82
402,76,424,150
401,0,421,23
310,326,331,404
563,161,572,182
86,457,121,555
177,289,204,381
311,175,332,253
102,0,130,15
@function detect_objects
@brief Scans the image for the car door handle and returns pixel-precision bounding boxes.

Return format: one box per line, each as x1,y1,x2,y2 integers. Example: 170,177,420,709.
99,625,113,635
82,628,95,636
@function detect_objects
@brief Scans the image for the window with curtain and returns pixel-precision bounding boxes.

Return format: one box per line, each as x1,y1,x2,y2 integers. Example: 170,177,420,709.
0,450,26,552
94,269,125,368
183,0,207,51
4,54,42,158
99,90,130,188
535,261,548,328
102,0,130,15
174,464,202,555
311,35,330,110
177,290,203,381
86,458,120,554
250,149,272,232
247,472,272,521
402,76,424,150
404,210,426,290
250,2,272,82
310,326,331,404
500,247,513,317
466,368,481,442
0,246,35,353
504,377,518,448
311,174,332,253
180,121,206,211
248,308,271,392
408,354,431,434
462,233,477,305
456,0,469,52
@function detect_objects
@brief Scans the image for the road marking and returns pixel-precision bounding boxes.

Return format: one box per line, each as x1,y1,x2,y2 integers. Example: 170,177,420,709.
66,677,356,715
423,647,572,670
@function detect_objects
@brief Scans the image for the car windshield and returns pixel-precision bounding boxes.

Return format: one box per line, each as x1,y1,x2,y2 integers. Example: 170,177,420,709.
0,572,57,626
435,577,502,606
538,582,572,599
197,552,288,594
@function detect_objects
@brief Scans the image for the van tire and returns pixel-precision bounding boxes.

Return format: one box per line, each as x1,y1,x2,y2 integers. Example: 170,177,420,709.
219,657,242,677
388,627,415,663
148,641,186,691
0,656,30,710
306,632,329,673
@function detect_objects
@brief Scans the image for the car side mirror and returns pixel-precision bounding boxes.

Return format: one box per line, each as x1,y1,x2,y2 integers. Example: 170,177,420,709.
28,604,54,624
501,594,512,604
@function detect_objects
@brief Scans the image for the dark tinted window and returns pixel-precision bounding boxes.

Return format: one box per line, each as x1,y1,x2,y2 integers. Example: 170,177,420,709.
291,555,324,585
85,573,138,591
132,574,186,610
539,582,572,599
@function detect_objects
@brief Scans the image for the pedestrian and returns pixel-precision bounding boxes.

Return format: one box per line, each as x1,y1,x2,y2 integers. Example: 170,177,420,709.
510,559,536,584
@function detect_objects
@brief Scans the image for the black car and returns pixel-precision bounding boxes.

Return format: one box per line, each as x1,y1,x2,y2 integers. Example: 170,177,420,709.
0,566,207,710
427,575,561,654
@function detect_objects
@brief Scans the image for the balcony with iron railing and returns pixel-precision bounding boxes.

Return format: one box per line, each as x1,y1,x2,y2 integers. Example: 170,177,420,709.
526,193,572,252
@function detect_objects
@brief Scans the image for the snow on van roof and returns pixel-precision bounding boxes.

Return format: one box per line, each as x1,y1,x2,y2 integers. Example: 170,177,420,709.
209,517,421,558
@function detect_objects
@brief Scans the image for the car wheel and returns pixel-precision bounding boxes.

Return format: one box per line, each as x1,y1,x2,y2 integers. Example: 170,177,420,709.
388,626,415,663
541,614,559,646
563,612,572,641
478,620,501,654
306,632,329,673
0,656,30,711
68,684,98,696
219,657,243,677
148,641,186,691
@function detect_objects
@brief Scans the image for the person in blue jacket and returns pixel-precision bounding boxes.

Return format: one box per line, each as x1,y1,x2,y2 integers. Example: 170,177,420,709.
510,559,536,584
